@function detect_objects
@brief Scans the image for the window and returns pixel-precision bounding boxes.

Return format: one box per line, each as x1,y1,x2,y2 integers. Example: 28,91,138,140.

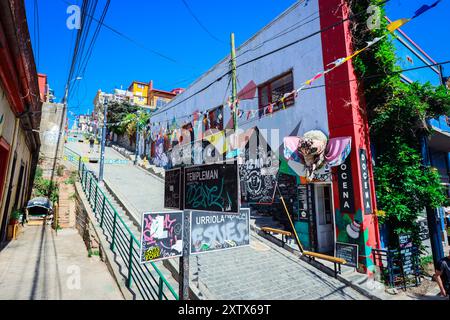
204,106,224,132
137,84,145,89
258,71,295,117
156,98,168,109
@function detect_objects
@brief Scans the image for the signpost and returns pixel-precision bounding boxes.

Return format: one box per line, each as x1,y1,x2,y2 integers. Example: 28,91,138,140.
335,242,359,268
190,208,250,254
139,211,184,264
163,161,243,300
184,162,239,214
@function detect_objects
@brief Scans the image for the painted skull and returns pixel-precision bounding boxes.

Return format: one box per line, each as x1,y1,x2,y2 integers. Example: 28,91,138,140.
297,130,328,180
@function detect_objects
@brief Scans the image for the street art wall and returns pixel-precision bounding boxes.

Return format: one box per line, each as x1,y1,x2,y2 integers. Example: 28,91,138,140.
239,128,278,204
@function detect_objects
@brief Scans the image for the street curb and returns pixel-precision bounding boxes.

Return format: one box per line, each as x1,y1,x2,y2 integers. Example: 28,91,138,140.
74,182,132,300
250,223,384,300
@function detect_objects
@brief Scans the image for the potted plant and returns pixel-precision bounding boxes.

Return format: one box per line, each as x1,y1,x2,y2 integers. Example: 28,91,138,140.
9,210,22,225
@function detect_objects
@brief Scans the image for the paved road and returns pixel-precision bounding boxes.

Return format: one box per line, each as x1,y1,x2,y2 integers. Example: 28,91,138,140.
0,225,123,300
66,141,164,215
66,141,368,300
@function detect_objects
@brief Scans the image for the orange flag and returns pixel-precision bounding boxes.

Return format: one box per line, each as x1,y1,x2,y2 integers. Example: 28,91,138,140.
387,18,411,32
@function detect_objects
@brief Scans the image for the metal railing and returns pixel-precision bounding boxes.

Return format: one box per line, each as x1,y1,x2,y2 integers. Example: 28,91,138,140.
68,147,178,300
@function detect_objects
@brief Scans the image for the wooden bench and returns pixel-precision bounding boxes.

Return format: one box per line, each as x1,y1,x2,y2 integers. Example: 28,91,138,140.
303,251,347,278
261,227,292,248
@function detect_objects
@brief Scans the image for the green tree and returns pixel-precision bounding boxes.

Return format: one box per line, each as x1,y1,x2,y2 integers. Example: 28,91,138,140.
349,0,450,246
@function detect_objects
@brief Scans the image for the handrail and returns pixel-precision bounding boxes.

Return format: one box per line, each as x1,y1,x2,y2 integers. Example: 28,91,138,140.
68,146,178,300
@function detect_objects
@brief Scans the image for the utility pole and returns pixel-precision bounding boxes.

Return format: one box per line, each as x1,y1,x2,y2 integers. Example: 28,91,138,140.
230,33,238,133
134,111,140,165
99,98,108,183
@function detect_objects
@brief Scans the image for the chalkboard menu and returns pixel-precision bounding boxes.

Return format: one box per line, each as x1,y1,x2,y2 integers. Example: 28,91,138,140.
399,234,414,276
190,208,250,254
335,242,359,268
164,168,182,209
184,161,239,214
139,211,184,263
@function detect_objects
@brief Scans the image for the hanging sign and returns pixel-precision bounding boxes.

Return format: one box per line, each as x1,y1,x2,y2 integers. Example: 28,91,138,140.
359,149,373,214
190,208,250,254
139,211,184,263
164,168,182,209
337,156,355,213
184,161,239,214
335,242,359,268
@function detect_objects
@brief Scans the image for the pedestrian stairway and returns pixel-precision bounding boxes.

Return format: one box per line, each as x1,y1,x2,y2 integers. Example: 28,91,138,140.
78,162,179,300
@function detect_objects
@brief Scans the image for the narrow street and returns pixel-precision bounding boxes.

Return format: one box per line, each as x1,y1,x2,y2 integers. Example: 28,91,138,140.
67,140,367,300
0,225,123,300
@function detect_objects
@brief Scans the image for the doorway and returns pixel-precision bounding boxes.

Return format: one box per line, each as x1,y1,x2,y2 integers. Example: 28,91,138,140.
0,153,16,242
315,184,335,253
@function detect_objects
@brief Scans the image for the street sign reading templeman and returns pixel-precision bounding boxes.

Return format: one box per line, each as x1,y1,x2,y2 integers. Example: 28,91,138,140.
183,161,239,214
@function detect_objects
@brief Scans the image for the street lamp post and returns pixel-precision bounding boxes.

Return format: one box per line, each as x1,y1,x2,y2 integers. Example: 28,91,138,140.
134,112,140,166
99,97,109,183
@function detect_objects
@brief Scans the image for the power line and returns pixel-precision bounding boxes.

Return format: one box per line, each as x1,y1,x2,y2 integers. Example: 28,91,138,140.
70,0,111,101
181,0,225,45
153,0,394,116
33,0,40,69
61,0,200,71
236,0,392,69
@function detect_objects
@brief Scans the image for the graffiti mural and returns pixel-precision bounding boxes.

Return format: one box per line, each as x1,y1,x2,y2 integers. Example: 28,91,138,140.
139,211,183,263
184,162,239,213
190,208,250,254
153,137,169,168
335,208,378,274
284,132,351,182
239,129,278,204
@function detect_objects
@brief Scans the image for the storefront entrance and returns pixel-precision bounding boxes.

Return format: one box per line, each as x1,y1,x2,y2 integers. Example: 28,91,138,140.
315,184,335,253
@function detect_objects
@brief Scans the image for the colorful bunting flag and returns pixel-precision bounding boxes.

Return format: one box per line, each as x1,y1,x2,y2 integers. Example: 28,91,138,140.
412,0,442,19
387,18,411,32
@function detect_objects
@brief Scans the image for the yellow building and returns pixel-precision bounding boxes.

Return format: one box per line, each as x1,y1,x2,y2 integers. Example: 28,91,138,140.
128,81,149,106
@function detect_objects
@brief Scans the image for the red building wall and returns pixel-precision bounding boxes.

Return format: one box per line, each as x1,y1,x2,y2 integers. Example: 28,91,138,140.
319,0,381,274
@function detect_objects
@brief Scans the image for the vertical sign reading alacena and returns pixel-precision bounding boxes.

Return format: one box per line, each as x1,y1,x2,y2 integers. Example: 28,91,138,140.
359,149,372,214
337,155,355,213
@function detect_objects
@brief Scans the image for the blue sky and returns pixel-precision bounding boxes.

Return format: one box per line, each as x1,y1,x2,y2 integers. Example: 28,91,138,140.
25,0,449,122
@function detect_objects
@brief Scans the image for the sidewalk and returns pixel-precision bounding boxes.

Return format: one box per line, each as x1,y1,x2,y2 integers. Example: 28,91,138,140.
0,225,123,300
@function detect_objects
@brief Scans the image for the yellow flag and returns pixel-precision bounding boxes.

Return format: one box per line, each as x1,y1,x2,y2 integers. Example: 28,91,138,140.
387,18,411,33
